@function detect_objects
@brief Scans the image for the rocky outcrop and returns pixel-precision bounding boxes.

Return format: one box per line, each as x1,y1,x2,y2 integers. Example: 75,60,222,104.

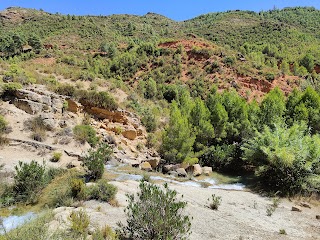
13,86,64,114
84,106,128,124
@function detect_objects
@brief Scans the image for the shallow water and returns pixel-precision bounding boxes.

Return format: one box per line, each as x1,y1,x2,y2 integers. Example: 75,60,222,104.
106,164,245,190
0,212,35,234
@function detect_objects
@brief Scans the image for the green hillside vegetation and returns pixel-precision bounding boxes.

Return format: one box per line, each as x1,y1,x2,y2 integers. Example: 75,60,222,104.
0,7,320,196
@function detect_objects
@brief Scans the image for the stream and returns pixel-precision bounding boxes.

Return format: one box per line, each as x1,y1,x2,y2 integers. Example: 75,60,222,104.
0,212,35,234
106,164,245,190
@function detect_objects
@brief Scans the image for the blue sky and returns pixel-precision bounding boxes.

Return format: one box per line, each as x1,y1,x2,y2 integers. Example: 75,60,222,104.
0,0,319,21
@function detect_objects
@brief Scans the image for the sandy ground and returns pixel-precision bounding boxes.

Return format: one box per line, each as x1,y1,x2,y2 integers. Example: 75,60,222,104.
51,179,320,240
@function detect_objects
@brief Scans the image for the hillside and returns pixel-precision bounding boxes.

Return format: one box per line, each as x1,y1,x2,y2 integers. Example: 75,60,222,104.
0,6,320,240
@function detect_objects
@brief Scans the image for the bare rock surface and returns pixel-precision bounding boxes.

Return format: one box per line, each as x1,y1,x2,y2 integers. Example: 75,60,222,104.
48,180,320,240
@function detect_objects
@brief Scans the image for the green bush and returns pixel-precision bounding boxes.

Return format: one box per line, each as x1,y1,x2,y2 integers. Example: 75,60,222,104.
50,152,62,162
13,161,46,203
1,82,22,96
78,91,118,111
86,179,117,202
71,178,86,199
69,210,90,235
83,143,112,180
117,181,191,240
73,124,98,147
242,123,320,196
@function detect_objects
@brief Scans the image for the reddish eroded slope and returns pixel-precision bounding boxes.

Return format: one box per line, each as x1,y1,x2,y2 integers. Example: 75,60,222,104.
158,39,300,101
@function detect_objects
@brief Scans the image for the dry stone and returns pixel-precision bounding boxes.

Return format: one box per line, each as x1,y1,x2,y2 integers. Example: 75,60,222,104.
202,166,213,176
176,168,187,177
144,158,160,169
292,206,302,212
140,161,152,172
193,164,202,176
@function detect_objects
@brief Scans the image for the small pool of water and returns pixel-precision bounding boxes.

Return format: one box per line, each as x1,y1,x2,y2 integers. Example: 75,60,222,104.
106,164,245,191
0,212,35,234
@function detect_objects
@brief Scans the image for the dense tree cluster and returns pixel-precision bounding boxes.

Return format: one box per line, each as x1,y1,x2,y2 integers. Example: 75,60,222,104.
160,86,320,196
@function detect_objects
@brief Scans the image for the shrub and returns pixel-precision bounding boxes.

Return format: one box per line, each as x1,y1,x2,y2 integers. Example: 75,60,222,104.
13,161,46,203
78,91,118,111
1,82,22,96
208,194,222,210
223,56,235,67
279,229,287,235
83,143,112,180
242,123,320,196
117,181,191,240
92,225,118,240
50,152,62,162
73,124,98,146
86,179,117,202
265,73,275,81
69,210,90,235
70,178,86,199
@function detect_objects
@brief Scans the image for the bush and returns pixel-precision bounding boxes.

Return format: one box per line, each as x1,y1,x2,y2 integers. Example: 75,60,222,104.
13,161,46,203
92,225,118,240
73,124,98,147
83,143,112,180
242,123,320,196
208,194,222,210
86,179,117,202
70,178,86,199
117,181,191,240
78,91,118,111
69,210,90,235
50,152,62,162
0,82,22,96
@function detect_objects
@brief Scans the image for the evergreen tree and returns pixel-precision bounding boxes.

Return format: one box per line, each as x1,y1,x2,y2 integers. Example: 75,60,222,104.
260,87,286,128
160,101,195,163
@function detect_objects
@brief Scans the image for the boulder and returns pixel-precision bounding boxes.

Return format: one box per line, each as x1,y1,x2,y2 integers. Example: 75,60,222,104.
163,164,174,173
144,158,160,169
292,206,302,212
316,215,320,220
176,168,187,177
140,162,152,172
202,166,213,176
193,164,203,177
122,129,137,140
